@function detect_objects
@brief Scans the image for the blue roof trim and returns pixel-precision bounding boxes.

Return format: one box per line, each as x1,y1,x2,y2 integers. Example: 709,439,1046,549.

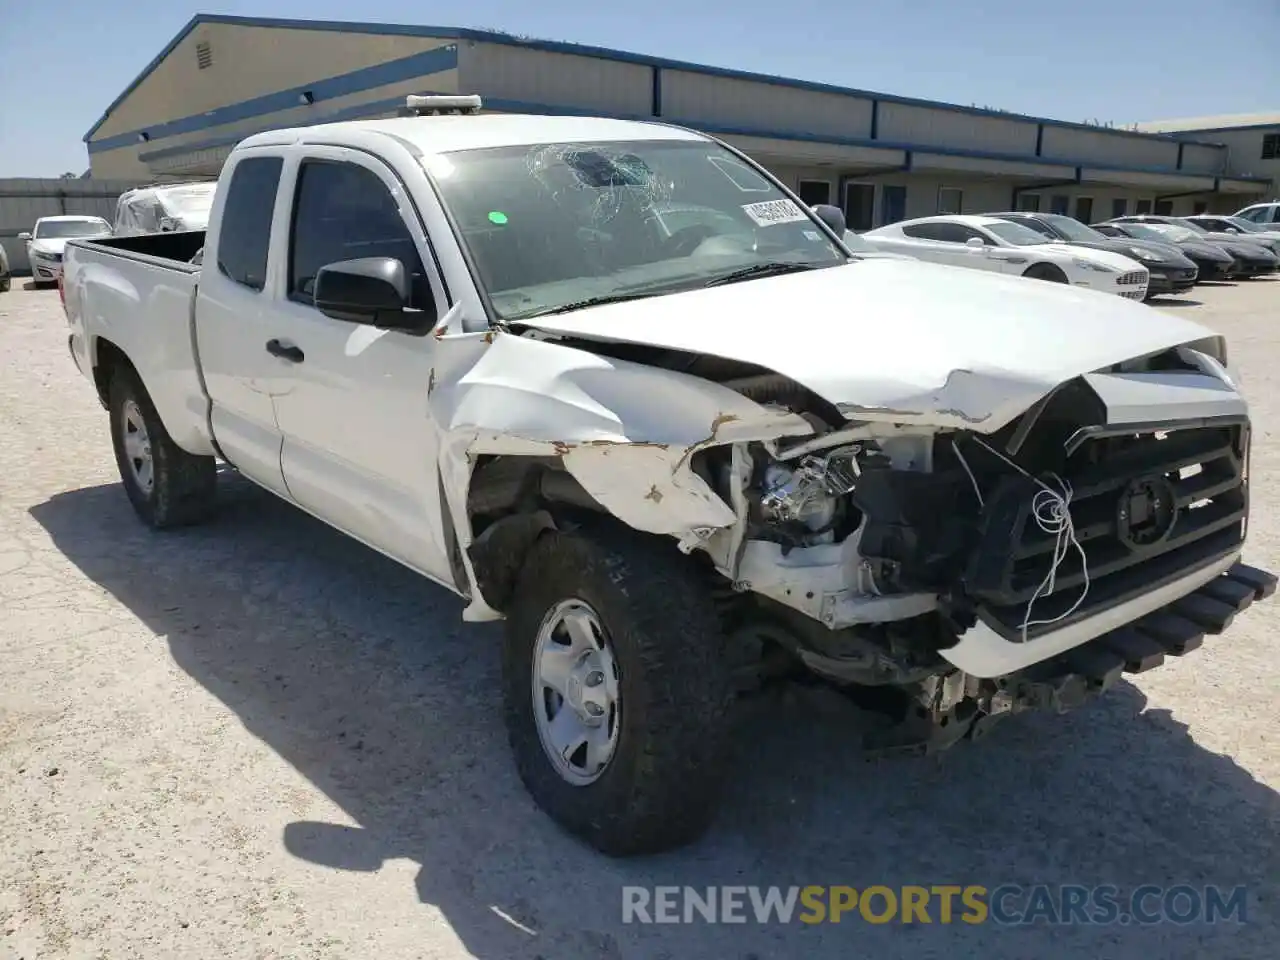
1145,122,1280,135
87,13,1230,150
88,45,457,154
83,14,204,141
135,91,1267,186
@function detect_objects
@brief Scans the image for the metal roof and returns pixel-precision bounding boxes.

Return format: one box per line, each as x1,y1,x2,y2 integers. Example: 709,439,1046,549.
1135,112,1280,134
84,13,1229,149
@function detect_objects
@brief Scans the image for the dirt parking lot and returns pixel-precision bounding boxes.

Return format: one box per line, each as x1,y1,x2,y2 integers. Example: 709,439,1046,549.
1,278,1278,960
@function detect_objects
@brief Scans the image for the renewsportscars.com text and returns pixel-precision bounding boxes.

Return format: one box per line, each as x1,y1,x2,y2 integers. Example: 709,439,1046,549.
621,884,1249,926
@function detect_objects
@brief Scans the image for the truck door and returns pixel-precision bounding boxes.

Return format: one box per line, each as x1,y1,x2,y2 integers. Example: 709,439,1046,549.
267,149,457,587
192,152,290,497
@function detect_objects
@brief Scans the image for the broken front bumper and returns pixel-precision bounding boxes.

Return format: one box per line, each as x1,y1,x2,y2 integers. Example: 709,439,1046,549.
865,560,1276,758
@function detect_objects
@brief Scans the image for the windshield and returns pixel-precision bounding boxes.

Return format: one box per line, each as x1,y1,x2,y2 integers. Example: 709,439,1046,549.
33,218,109,240
984,221,1051,246
1039,214,1107,243
429,139,847,320
1144,223,1201,243
1172,218,1209,234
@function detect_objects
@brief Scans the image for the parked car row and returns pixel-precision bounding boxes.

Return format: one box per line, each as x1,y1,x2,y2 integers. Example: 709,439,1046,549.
855,207,1280,301
5,181,219,290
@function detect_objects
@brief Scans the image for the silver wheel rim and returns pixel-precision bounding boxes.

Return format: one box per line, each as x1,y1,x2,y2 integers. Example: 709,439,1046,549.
120,399,154,494
532,599,620,786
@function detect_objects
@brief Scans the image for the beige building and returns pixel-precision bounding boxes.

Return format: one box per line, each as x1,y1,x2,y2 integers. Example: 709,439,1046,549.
85,14,1271,227
1135,111,1280,206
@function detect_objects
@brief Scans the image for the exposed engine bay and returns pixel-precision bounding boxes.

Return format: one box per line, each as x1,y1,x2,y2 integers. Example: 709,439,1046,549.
464,331,1267,754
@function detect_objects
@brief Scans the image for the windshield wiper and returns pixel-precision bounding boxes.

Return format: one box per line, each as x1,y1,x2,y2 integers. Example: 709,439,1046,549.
511,291,665,320
702,261,821,287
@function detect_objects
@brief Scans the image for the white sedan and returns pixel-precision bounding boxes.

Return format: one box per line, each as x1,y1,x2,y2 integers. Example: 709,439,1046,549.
18,215,112,287
861,215,1150,299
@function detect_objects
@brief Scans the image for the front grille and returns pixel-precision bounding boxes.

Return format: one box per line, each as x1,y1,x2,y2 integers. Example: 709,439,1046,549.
1117,270,1147,286
964,423,1249,640
1120,289,1145,300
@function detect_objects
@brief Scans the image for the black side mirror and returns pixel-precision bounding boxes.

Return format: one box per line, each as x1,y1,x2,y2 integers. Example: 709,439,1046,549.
314,257,429,331
811,204,847,237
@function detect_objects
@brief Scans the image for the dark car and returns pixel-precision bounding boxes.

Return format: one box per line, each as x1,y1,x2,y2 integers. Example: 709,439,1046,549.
1110,215,1280,276
988,212,1198,298
1092,222,1239,281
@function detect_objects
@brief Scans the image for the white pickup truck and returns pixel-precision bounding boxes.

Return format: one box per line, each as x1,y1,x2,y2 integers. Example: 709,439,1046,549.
62,96,1275,857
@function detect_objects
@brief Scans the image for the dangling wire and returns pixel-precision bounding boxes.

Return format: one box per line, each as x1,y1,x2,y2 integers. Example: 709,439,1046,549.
968,438,1092,642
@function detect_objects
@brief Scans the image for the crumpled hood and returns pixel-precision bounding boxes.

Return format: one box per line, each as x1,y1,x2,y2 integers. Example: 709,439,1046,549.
517,258,1222,433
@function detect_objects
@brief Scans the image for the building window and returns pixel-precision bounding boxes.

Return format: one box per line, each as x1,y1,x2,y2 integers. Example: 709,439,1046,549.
195,41,213,70
1111,198,1127,218
1193,202,1209,214
1262,133,1280,160
937,187,963,214
1017,193,1041,212
880,185,907,225
797,180,831,207
1050,195,1069,215
1135,199,1153,214
1074,197,1093,223
1154,200,1173,215
844,183,875,231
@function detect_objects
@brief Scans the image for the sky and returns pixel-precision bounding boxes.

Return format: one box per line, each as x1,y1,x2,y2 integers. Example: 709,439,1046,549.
1,0,1277,177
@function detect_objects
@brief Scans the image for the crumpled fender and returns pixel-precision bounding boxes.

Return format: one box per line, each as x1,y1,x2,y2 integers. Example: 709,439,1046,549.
429,330,812,531
426,330,812,619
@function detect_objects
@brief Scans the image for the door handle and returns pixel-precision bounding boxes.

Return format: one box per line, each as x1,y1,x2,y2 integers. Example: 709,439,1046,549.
266,339,304,363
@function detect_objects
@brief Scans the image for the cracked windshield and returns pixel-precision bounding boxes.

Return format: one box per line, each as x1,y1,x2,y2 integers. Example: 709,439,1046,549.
428,138,848,319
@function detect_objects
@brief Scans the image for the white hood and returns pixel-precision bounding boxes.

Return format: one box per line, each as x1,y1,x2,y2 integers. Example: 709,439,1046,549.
517,258,1221,432
29,238,69,256
1041,243,1145,271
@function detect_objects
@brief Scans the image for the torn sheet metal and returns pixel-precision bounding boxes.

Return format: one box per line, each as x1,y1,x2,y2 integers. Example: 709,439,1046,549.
427,330,814,619
430,330,813,449
735,538,937,627
514,257,1224,433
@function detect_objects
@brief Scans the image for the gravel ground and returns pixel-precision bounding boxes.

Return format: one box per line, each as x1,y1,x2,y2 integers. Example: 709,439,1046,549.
1,278,1278,960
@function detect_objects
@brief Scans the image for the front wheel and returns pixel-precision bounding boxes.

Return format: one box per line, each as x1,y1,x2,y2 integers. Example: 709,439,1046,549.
502,528,734,856
107,367,217,528
1023,263,1068,283
0,273,10,293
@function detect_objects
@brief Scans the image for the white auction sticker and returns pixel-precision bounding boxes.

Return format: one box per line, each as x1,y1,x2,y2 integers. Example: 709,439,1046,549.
741,199,808,226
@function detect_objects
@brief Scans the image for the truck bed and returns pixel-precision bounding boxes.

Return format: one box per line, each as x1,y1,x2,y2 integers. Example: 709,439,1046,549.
76,230,206,268
63,230,216,458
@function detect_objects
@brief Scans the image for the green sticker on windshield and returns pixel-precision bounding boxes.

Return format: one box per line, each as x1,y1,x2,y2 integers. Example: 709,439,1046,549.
488,211,508,225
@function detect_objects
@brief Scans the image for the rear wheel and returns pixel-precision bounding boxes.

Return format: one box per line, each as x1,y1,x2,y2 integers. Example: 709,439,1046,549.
1023,262,1068,284
107,367,217,528
502,527,734,856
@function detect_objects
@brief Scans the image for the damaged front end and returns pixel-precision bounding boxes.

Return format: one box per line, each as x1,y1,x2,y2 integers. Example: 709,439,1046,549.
434,322,1275,757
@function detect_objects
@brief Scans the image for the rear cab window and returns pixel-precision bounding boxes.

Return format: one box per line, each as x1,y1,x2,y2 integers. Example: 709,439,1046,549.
215,156,283,291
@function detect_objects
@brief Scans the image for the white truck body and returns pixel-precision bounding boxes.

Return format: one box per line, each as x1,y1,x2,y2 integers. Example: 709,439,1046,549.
60,104,1275,856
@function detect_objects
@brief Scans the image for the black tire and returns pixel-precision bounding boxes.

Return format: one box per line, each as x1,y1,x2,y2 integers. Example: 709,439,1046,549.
0,273,10,293
503,527,734,856
107,366,217,528
1023,263,1068,283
